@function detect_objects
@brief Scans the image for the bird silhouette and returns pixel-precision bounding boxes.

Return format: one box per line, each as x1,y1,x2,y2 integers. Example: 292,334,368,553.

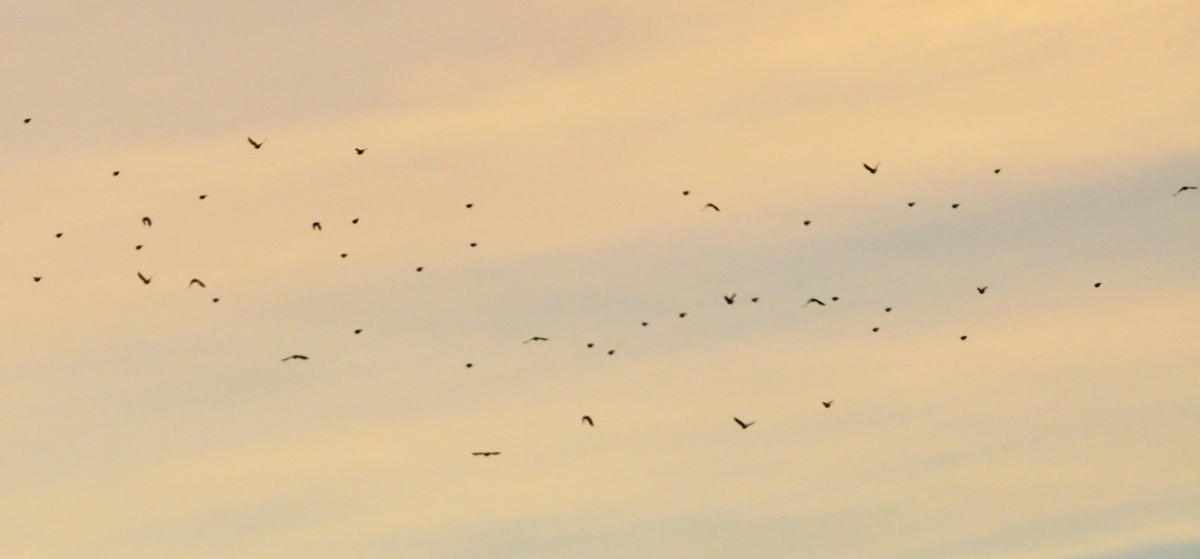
352,218,359,223
137,272,154,285
472,452,500,457
863,161,880,174
586,343,594,348
112,171,120,177
281,354,308,361
885,307,893,312
523,337,549,343
32,276,41,282
994,169,1001,174
1094,282,1102,288
724,293,736,304
188,279,206,288
682,190,690,196
582,416,594,426
23,118,31,124
607,349,615,355
55,232,62,238
951,203,960,209
415,266,423,272
198,194,207,200
804,298,826,307
803,220,811,226
1173,186,1197,196
977,286,988,294
908,202,916,207
872,327,880,332
354,329,362,334
751,297,759,303
312,222,321,231
831,296,840,302
135,245,143,250
469,242,477,247
822,401,833,408
466,363,473,368
142,217,152,227
679,312,687,318
212,298,219,303
465,203,473,208
247,137,264,149
704,203,721,212
641,321,649,327
733,417,755,429
355,148,366,155
960,335,968,341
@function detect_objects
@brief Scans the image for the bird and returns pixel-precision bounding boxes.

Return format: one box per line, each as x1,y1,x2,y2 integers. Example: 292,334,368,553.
135,245,143,250
831,296,840,302
907,202,916,207
803,220,811,226
822,401,833,408
415,266,423,272
523,337,548,343
641,321,649,327
247,137,264,149
679,312,687,318
32,276,41,282
312,222,322,231
960,335,968,341
994,169,1001,174
465,362,474,368
188,279,206,288
724,293,736,304
355,148,366,155
112,171,120,177
55,232,62,238
1173,186,1197,196
472,452,500,457
1094,282,1102,288
751,297,759,303
465,203,473,208
586,343,595,348
733,417,755,429
281,354,308,361
352,218,359,224
607,349,615,355
885,307,893,312
863,161,880,174
137,272,154,285
977,286,988,294
198,194,207,200
23,117,31,124
951,203,960,209
212,298,220,303
872,327,880,332
340,253,348,258
704,203,721,212
682,190,690,196
141,217,152,227
804,298,826,307
469,242,477,247
582,416,594,426
354,329,362,334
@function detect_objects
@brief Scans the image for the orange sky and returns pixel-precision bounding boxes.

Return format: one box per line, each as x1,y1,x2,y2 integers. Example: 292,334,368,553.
2,2,1198,558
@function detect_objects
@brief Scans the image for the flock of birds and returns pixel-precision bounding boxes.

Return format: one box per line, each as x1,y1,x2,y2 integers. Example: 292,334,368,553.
10,117,1198,458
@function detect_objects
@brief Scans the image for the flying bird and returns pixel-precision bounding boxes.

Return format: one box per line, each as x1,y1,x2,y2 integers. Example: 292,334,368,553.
1173,186,1197,196
863,161,880,174
352,218,359,223
907,202,916,207
682,190,690,196
312,222,321,231
724,293,736,304
135,245,143,250
198,194,207,200
354,329,362,334
582,416,594,426
472,452,500,457
704,203,721,212
247,137,264,149
679,312,687,318
1094,282,1102,288
340,253,348,258
142,217,151,227
872,327,880,332
55,232,62,238
33,276,41,282
831,296,840,302
355,148,366,155
960,335,968,341
465,203,473,208
822,401,833,408
607,349,615,355
415,266,423,272
466,363,473,368
641,322,649,327
885,307,893,312
951,203,960,209
523,337,549,343
112,171,120,176
212,298,219,303
803,220,811,226
977,286,988,294
188,279,206,288
281,354,308,361
751,297,759,303
994,169,1001,174
733,417,755,429
137,272,154,285
23,118,31,124
804,298,826,307
469,242,477,247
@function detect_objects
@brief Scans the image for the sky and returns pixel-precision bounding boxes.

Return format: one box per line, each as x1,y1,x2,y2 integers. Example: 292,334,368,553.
1,1,1198,558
